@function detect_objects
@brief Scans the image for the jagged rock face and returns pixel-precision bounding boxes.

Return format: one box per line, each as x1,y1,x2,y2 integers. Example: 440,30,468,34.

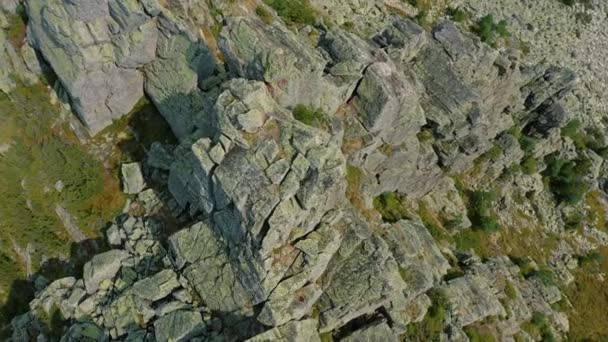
10,1,592,341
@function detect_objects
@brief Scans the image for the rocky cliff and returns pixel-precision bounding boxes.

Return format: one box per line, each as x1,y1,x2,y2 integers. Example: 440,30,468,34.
3,0,608,341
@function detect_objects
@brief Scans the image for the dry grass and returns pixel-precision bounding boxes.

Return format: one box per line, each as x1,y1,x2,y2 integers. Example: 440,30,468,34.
565,247,608,341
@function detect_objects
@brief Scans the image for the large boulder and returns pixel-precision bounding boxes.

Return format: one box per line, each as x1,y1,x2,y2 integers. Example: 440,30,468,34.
26,0,152,134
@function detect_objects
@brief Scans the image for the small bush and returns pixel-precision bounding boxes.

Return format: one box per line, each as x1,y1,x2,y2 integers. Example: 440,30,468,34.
564,211,584,231
468,190,500,232
292,104,326,127
543,154,591,204
519,135,537,156
472,15,510,47
263,0,316,26
521,157,537,175
447,7,469,22
578,251,604,268
525,267,555,286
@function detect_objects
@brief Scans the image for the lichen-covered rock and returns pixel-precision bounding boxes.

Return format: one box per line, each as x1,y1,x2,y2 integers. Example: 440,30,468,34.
245,319,320,342
153,310,205,342
341,319,398,342
10,2,595,341
442,275,506,327
121,162,146,194
83,249,129,294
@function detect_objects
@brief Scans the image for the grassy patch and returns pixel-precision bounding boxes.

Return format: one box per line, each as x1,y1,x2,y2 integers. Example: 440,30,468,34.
263,0,316,26
373,192,411,223
0,82,124,318
464,325,497,342
565,248,608,340
256,6,274,24
521,312,556,342
402,289,450,341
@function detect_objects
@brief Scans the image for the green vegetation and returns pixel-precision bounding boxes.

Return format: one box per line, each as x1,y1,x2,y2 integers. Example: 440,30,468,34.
564,211,584,231
464,325,497,342
373,192,411,223
521,312,556,342
472,15,510,47
263,0,316,26
504,280,517,300
542,154,591,205
561,119,608,156
510,127,539,175
566,247,608,340
292,104,327,128
403,289,450,341
446,6,469,22
256,6,274,25
468,190,500,232
526,267,555,286
5,5,27,48
0,82,124,325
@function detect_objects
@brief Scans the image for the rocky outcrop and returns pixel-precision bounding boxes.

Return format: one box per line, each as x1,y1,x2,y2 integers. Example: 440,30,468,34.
9,1,601,341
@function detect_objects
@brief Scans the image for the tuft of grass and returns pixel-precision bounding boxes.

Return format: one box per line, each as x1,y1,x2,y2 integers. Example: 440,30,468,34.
5,6,27,49
292,104,326,128
256,6,274,24
504,280,517,300
263,0,316,26
373,192,411,223
446,6,469,22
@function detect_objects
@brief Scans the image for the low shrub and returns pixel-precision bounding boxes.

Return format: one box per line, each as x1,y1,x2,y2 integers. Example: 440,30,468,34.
468,190,500,232
447,7,468,22
543,154,591,205
256,6,273,24
472,15,510,47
